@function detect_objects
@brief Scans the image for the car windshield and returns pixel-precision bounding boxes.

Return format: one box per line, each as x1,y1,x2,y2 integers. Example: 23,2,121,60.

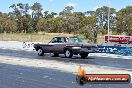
68,37,83,43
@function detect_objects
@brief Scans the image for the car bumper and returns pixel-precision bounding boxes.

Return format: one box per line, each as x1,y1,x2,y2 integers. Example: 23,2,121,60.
72,48,97,54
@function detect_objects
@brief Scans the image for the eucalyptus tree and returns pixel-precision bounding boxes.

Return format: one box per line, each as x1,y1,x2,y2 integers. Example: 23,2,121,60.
0,13,6,33
9,3,31,33
116,6,132,35
0,12,17,33
86,6,116,35
37,11,57,32
59,6,75,34
31,2,43,32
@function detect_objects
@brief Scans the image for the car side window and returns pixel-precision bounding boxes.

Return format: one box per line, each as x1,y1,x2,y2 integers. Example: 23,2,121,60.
57,37,65,43
51,38,58,43
61,37,65,43
50,37,66,43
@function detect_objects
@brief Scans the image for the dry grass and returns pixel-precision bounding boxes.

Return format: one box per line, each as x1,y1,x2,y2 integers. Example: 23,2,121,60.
0,33,104,44
0,33,74,43
97,35,104,44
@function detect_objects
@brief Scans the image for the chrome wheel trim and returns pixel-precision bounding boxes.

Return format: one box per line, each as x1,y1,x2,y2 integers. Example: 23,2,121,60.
38,49,42,55
65,50,70,57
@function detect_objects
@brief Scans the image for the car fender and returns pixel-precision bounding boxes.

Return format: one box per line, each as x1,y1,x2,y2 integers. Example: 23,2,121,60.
63,46,73,51
63,45,80,52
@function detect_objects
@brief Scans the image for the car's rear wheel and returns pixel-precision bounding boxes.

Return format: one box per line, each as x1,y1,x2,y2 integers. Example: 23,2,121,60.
37,48,44,56
64,49,73,58
80,53,88,58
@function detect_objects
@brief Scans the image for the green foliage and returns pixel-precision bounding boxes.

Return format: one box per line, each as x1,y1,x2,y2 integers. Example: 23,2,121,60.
116,6,132,36
0,2,131,43
112,31,120,35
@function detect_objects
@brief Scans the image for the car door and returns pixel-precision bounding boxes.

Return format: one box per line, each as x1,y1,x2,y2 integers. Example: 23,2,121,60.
48,37,67,53
48,37,58,53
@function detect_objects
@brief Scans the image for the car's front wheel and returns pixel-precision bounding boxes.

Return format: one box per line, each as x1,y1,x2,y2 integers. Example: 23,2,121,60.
80,53,88,58
37,48,44,56
64,49,73,58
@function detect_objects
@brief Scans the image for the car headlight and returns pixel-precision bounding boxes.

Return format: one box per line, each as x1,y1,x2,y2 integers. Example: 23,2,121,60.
72,47,81,49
